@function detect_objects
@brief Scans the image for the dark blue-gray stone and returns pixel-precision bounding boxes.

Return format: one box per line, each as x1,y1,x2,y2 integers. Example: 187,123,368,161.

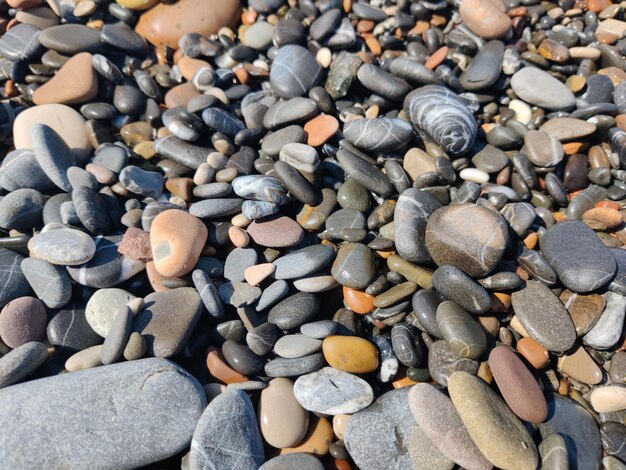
270,45,323,99
0,24,43,61
343,118,414,153
394,188,441,264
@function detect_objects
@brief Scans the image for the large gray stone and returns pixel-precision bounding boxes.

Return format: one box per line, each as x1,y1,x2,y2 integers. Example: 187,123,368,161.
189,390,264,470
0,358,206,469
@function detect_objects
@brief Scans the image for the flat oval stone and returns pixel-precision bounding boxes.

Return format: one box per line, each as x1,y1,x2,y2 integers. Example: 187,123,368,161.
336,149,393,197
394,188,442,264
357,64,410,101
268,292,320,330
511,67,576,110
294,367,374,415
432,265,491,314
583,291,626,350
0,358,205,469
264,353,325,377
404,85,477,156
0,341,48,389
30,124,76,193
590,385,626,413
408,383,492,470
489,346,548,423
449,371,539,470
331,242,376,289
270,45,323,99
189,389,264,470
511,280,576,353
28,228,96,266
247,215,304,248
263,97,319,130
322,336,379,373
232,175,289,205
38,24,103,54
222,340,265,376
425,203,509,277
541,221,617,293
0,189,45,231
258,377,309,448
428,340,479,387
274,334,321,359
539,394,602,470
436,301,487,360
273,244,335,280
540,118,596,141
460,40,504,91
135,0,241,49
133,288,203,357
0,23,43,61
460,0,511,39
344,387,415,470
343,118,414,153
391,322,422,367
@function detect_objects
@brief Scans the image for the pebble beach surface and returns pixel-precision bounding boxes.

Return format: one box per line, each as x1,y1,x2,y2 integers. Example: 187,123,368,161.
0,0,626,468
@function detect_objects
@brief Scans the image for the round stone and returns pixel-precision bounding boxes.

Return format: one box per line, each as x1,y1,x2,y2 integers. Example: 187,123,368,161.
0,297,47,349
321,336,379,373
85,288,136,337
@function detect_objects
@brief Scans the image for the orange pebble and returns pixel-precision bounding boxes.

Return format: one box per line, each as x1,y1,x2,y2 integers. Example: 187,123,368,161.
582,207,624,229
558,379,570,396
364,34,381,56
425,46,448,70
516,337,550,369
596,200,620,210
228,225,250,247
563,142,587,155
588,0,612,12
331,460,352,470
206,346,248,384
508,6,527,16
392,372,417,389
241,9,257,25
597,32,618,44
304,114,339,147
523,232,538,249
490,292,511,313
357,19,375,33
553,211,568,223
343,287,375,314
616,115,626,132
408,20,429,36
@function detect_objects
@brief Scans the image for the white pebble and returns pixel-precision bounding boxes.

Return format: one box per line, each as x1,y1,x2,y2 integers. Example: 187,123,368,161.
508,99,532,125
459,168,489,184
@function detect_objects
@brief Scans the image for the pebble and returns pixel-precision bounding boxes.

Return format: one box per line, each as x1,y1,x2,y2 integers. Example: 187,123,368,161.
46,299,102,354
28,228,96,266
511,280,576,353
274,334,321,359
0,297,47,349
258,377,309,448
32,53,98,106
394,188,441,264
268,292,320,331
247,215,304,248
294,367,374,415
583,291,626,349
449,371,539,470
408,383,492,470
511,67,576,110
336,149,393,197
540,220,617,292
425,203,510,277
539,433,569,470
404,85,478,156
322,336,378,373
0,358,206,468
557,345,603,385
85,288,136,338
270,45,323,99
436,301,487,360
0,341,48,389
460,0,511,38
343,118,414,153
100,305,133,365
331,243,376,289
590,385,626,413
489,346,548,423
432,265,491,314
189,390,264,470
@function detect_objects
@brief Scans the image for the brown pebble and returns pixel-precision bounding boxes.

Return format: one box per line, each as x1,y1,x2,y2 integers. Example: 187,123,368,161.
118,227,153,262
32,52,98,106
244,263,274,285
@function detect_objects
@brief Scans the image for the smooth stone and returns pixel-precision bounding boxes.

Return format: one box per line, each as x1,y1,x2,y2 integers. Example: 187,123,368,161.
539,394,603,470
300,320,339,339
0,297,47,349
601,422,626,463
263,97,319,130
256,280,289,312
297,188,337,231
523,130,564,167
262,126,306,156
247,216,304,248
432,265,491,314
100,305,133,365
154,135,208,170
357,64,410,101
0,358,205,468
46,297,102,353
337,179,370,213
270,45,323,99
409,427,455,470
489,346,548,423
404,85,478,156
232,175,289,205
322,336,378,373
133,288,203,357
30,124,76,193
511,67,576,110
151,210,207,278
0,149,55,193
460,0,511,38
539,433,569,470
219,281,261,308
258,377,309,448
331,243,376,289
390,57,440,86
101,22,148,55
202,108,246,137
135,0,241,49
272,244,335,280
343,118,414,153
28,228,96,266
119,166,163,198
557,345,603,385
189,198,244,219
72,187,112,234
540,118,596,141
336,149,393,197
32,53,97,106
409,383,491,470
449,371,539,470
246,322,279,356
583,291,626,350
511,280,576,353
412,288,445,338
540,220,617,292
189,389,264,470
394,188,442,264
268,292,319,331
391,322,422,367
609,248,626,295
325,208,366,242
0,24,42,61
425,203,510,277
294,367,374,415
65,345,102,371
274,334,321,359
436,301,487,360
500,202,536,237
472,145,509,173
85,288,136,338
38,24,103,54
459,41,504,90
224,248,258,282
0,342,48,389
344,387,415,470
590,385,626,413
260,454,324,470
222,340,265,376
264,353,325,377
0,189,45,231
428,340,479,387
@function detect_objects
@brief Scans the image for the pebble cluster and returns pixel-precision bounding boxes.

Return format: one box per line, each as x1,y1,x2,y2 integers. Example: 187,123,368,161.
0,0,626,467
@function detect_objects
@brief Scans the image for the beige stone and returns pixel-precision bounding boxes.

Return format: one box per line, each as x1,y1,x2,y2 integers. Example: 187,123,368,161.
32,53,98,106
